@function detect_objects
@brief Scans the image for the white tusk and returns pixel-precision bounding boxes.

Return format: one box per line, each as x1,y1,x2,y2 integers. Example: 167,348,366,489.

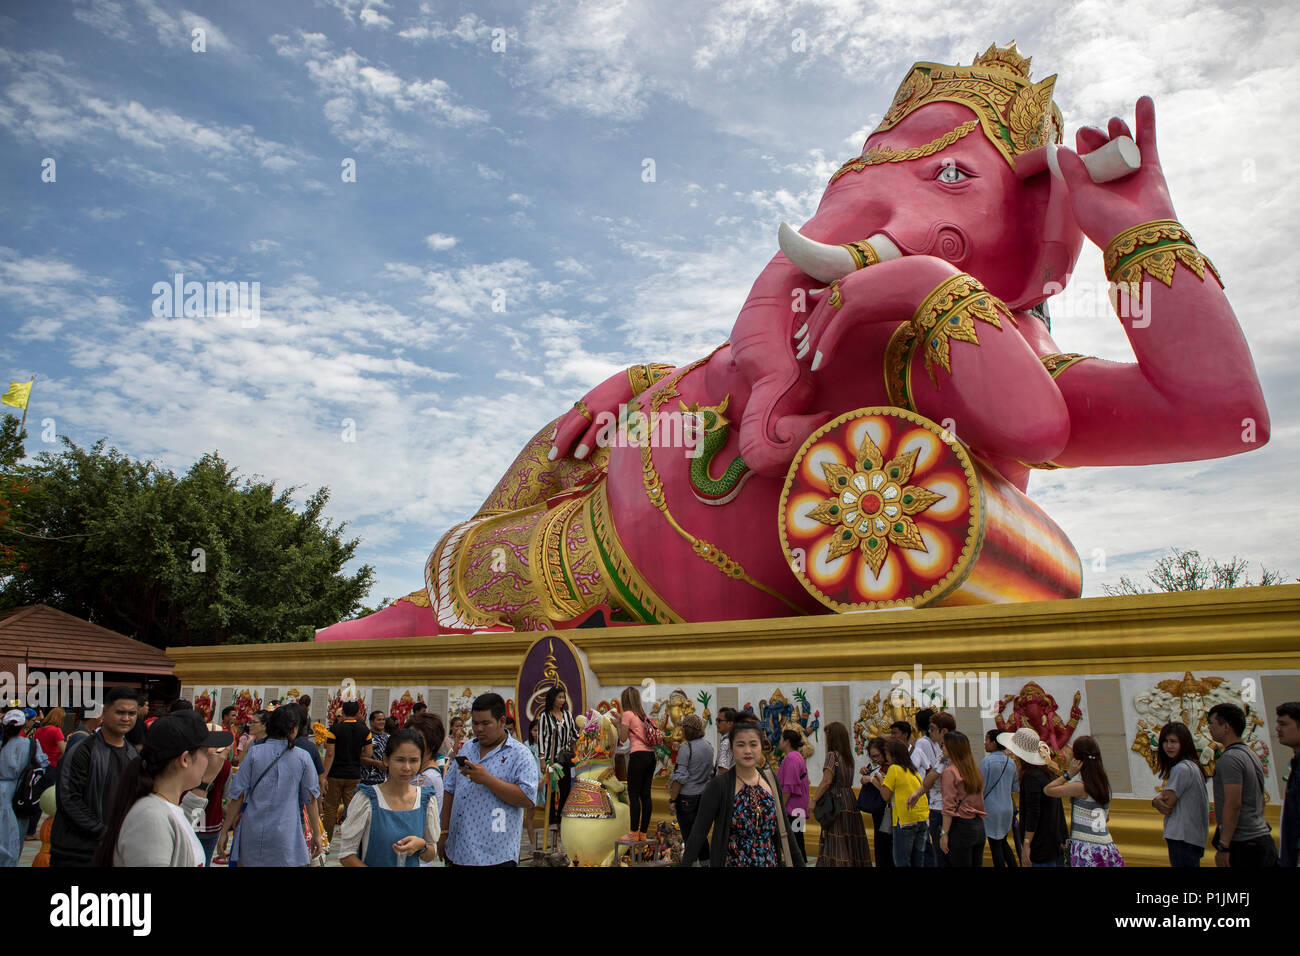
779,223,900,283
779,222,857,283
867,233,901,261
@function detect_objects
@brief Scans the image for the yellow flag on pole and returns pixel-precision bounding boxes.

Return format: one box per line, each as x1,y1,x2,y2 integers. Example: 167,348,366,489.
1,381,33,410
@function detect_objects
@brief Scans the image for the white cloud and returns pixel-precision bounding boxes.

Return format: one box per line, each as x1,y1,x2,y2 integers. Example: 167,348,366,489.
272,30,489,153
85,207,126,222
0,49,300,170
424,233,457,251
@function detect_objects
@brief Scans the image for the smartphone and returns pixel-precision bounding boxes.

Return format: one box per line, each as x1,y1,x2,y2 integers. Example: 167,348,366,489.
454,755,468,767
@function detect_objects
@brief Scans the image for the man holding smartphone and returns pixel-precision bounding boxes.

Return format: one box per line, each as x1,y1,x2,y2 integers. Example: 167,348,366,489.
438,693,538,866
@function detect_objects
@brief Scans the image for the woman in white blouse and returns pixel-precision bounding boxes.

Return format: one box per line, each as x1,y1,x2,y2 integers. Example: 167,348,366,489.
338,729,440,867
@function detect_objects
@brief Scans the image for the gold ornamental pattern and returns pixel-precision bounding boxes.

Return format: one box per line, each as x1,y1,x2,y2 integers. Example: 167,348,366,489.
870,43,1064,172
830,120,979,183
803,427,946,575
1104,220,1223,307
910,274,1016,384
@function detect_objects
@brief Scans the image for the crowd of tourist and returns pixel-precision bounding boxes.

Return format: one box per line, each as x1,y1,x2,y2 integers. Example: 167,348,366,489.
0,686,1295,868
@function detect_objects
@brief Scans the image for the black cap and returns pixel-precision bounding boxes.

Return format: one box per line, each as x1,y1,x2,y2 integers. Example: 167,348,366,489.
145,710,234,761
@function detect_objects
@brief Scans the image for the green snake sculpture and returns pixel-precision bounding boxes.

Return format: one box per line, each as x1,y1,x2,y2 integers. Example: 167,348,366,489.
682,395,752,505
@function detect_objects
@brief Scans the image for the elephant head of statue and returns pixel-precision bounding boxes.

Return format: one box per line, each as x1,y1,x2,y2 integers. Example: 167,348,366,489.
730,43,1088,477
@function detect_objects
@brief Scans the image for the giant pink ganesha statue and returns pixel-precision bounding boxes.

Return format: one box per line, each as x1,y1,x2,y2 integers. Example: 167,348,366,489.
391,44,1267,633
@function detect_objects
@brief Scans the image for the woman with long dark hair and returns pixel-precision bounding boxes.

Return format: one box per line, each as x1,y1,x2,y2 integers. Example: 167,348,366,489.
1045,735,1124,867
94,712,231,866
938,731,986,866
680,720,804,867
338,729,440,867
809,721,871,866
871,738,929,866
1152,721,1208,867
617,685,654,840
536,686,579,834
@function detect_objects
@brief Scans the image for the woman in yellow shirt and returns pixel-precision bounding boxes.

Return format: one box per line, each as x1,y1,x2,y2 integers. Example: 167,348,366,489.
870,739,930,866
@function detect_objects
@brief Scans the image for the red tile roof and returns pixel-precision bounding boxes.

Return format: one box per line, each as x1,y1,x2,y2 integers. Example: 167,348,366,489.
0,605,174,676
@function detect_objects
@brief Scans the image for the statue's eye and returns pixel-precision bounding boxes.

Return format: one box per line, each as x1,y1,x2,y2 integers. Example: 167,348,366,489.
935,165,972,184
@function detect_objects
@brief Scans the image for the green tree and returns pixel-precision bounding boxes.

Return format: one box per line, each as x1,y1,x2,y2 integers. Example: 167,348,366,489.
1103,547,1290,596
0,415,31,574
0,438,374,647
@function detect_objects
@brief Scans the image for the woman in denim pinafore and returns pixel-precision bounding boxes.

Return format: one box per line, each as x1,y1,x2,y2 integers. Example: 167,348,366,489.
338,729,441,867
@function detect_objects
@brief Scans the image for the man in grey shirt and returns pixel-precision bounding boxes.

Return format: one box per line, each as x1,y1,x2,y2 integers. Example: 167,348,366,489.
1209,702,1277,867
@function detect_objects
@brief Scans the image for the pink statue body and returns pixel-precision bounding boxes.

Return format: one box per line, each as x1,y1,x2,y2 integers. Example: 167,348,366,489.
320,44,1269,638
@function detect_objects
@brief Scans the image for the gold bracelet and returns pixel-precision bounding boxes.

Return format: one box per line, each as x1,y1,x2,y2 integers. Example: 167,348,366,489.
1104,219,1222,307
910,274,1015,385
1037,352,1092,379
841,240,880,270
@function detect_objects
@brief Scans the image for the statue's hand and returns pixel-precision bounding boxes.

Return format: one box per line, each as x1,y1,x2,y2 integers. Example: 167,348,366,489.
548,367,642,462
1055,96,1177,248
803,254,965,373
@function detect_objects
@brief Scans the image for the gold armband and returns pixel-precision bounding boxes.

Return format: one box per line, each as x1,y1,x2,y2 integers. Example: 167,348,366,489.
626,363,675,398
910,274,1016,385
1104,220,1222,307
1037,352,1092,379
842,240,881,269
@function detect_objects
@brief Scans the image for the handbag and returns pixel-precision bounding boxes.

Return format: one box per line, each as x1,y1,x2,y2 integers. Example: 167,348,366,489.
812,752,844,827
856,765,886,815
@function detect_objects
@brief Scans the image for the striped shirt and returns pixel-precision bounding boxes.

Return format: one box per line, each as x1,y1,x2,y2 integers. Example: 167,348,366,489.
536,710,578,764
1069,795,1113,845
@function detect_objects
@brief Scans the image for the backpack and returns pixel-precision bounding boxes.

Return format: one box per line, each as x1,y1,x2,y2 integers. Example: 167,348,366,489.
12,739,50,818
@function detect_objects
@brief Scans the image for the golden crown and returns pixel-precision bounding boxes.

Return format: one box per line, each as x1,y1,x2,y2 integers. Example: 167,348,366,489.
871,42,1064,170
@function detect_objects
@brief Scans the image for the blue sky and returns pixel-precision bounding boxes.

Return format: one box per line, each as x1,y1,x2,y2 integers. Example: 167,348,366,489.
2,0,1297,621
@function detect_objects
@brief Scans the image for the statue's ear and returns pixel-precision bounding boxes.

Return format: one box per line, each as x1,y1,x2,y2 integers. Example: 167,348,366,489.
1005,166,1083,311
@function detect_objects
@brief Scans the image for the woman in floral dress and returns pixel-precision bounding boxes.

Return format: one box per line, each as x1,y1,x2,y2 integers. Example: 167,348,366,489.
680,721,805,867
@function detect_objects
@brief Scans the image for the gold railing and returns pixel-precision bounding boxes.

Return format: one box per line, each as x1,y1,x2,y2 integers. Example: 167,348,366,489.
170,584,1300,685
